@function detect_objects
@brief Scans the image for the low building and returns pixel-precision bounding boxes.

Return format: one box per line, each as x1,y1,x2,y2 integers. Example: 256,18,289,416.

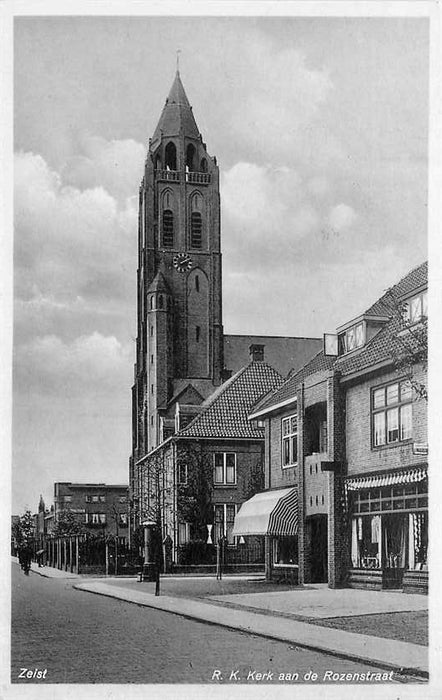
54,482,130,543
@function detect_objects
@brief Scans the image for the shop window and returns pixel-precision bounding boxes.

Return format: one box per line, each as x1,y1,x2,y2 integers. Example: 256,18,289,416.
282,413,298,467
372,380,413,447
273,536,298,566
214,453,236,485
162,210,174,247
351,515,381,569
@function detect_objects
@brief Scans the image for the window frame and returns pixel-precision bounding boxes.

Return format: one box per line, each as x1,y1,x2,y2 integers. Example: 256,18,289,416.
213,452,237,486
178,463,188,486
281,413,298,469
337,321,365,355
403,289,428,324
371,379,413,449
213,503,238,545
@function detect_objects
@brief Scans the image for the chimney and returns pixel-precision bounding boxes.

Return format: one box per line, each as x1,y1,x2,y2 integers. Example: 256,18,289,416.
249,344,265,362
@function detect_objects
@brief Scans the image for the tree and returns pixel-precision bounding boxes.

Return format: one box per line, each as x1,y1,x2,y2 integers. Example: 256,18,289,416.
177,442,214,541
13,510,35,549
385,290,428,401
52,509,86,537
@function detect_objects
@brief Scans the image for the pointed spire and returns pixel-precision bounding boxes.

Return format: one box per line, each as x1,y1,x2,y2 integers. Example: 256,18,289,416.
152,70,200,142
38,494,45,512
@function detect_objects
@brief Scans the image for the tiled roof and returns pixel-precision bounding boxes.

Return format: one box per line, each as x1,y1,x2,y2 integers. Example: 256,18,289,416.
178,361,284,439
252,351,336,415
364,261,428,317
153,71,200,141
223,335,322,378
250,260,428,411
337,261,427,376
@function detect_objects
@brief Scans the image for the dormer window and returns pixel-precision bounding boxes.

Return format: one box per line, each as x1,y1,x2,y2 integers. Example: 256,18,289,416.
338,322,364,355
403,290,427,324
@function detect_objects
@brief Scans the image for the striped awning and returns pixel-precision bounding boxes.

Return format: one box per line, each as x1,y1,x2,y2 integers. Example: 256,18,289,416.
346,468,427,491
232,487,299,537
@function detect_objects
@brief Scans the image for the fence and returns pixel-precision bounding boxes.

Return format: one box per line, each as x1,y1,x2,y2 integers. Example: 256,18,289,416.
43,536,140,575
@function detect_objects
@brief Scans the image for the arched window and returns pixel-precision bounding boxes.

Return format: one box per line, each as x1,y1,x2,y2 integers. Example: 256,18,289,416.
162,210,174,247
186,144,196,172
158,295,163,309
195,275,199,292
200,158,207,173
165,142,177,170
191,212,202,249
155,154,161,170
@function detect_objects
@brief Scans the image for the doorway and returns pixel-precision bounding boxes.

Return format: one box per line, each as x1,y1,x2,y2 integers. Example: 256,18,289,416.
310,515,328,583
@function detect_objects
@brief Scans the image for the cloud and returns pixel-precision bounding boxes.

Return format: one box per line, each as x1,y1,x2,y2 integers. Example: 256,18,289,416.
328,203,357,232
61,135,146,202
14,332,133,395
14,150,139,322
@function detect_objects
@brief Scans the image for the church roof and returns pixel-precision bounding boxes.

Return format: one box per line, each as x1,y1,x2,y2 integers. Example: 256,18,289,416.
152,71,200,141
147,270,170,295
178,360,284,439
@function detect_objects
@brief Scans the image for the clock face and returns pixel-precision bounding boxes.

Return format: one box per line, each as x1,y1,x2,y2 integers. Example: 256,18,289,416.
173,253,193,273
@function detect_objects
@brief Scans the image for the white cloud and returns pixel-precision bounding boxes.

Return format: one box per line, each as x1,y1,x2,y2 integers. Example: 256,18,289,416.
328,203,357,232
14,150,138,310
61,136,146,202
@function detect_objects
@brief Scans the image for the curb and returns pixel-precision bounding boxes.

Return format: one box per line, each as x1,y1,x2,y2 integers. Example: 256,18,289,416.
73,582,428,681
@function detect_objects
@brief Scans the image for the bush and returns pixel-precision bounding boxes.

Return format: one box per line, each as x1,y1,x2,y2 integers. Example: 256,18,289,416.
177,540,216,565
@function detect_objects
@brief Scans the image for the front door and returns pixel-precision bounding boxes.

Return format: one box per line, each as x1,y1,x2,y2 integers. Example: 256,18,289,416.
310,515,328,583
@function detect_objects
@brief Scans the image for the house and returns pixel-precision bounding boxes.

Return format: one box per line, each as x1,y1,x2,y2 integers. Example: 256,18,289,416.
135,345,285,569
235,262,428,593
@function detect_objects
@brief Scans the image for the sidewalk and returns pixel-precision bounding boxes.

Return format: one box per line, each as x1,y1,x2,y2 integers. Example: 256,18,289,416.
73,577,428,678
12,557,81,579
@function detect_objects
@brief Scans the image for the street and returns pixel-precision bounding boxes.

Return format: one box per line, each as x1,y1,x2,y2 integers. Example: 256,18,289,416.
12,563,409,685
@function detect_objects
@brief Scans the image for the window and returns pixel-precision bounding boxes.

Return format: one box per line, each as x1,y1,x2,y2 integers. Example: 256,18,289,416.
92,495,99,503
162,210,174,247
99,495,106,503
165,141,177,170
195,275,199,292
99,514,106,524
63,495,72,503
338,322,365,355
186,144,195,171
214,453,236,485
119,513,128,526
195,326,200,343
403,290,427,324
372,380,413,447
282,413,298,467
214,504,237,544
178,522,190,545
119,496,127,504
85,495,91,503
178,463,188,485
91,513,100,524
84,513,89,524
191,212,202,248
273,536,298,566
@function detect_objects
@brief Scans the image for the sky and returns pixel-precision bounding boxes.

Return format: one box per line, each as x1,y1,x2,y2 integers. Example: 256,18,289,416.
12,14,429,514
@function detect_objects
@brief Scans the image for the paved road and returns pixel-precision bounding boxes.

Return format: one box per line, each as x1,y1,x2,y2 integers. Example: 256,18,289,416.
11,564,410,685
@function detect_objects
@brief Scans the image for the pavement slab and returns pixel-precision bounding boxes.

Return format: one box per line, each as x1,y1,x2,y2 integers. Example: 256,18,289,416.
209,585,428,619
74,579,428,677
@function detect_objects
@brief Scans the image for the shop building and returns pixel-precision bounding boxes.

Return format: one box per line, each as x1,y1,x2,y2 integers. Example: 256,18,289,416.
234,261,428,593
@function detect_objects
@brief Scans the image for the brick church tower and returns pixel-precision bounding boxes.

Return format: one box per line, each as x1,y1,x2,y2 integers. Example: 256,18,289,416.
130,70,224,490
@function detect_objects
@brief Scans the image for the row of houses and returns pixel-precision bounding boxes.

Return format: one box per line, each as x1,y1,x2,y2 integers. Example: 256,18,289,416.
135,261,428,593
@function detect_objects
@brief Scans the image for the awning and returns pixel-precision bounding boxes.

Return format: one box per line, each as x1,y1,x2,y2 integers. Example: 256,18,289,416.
232,487,298,537
346,468,427,491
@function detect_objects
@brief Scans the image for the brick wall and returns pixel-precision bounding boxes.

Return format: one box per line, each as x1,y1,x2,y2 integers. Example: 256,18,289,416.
345,365,427,476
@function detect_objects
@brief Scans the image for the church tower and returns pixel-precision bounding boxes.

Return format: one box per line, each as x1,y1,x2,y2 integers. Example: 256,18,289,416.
130,69,224,479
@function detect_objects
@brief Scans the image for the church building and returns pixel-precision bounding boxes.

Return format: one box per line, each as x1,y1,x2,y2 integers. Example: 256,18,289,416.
129,70,322,542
